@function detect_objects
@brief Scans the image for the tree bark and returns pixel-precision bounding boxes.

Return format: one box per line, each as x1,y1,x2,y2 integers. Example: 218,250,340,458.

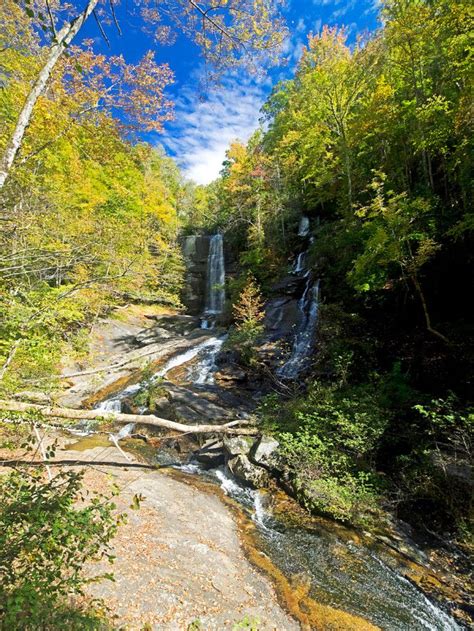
0,0,99,190
0,399,258,435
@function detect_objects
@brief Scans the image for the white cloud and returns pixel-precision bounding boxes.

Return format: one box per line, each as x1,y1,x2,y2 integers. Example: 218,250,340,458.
296,17,307,33
162,78,266,184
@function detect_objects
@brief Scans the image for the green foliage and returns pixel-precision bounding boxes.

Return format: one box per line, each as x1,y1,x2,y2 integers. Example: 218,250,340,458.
0,41,187,395
132,365,166,412
226,276,265,367
208,0,472,535
0,464,122,629
266,382,389,524
233,616,260,630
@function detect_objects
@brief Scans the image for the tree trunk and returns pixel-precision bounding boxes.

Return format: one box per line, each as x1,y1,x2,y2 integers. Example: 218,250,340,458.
0,0,99,190
411,274,449,344
0,399,259,435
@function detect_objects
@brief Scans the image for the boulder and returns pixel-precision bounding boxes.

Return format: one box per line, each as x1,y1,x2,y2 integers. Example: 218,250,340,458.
223,435,254,457
194,439,225,468
228,454,270,488
250,435,280,470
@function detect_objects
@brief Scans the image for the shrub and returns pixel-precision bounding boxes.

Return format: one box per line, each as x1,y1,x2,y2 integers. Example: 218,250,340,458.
269,382,390,524
0,465,122,629
226,275,265,367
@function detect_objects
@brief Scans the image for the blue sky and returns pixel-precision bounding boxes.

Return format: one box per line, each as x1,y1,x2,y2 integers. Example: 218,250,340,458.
80,1,381,183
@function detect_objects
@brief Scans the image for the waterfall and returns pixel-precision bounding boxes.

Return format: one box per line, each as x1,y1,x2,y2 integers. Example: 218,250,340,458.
293,251,306,274
201,234,225,329
278,277,320,379
96,398,122,412
298,215,310,237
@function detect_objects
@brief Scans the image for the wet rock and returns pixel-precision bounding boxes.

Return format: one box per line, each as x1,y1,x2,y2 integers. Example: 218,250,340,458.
150,396,174,419
228,454,270,488
270,275,307,297
214,366,247,383
223,435,254,457
167,384,233,422
195,438,225,468
264,296,301,340
250,435,280,470
121,397,141,415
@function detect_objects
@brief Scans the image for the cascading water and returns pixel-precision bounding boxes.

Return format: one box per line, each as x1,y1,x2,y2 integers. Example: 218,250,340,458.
201,234,225,329
298,215,310,237
186,336,225,385
278,276,320,379
96,398,122,412
205,466,461,631
293,251,306,274
279,215,321,379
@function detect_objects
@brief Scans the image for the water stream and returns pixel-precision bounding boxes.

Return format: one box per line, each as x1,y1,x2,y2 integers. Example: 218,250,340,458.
204,466,461,631
92,332,461,630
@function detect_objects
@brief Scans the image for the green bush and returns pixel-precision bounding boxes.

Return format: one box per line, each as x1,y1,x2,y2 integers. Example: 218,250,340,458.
267,382,389,524
0,466,122,629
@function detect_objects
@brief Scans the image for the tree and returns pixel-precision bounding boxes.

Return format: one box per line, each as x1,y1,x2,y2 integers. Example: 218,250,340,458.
227,275,265,367
0,0,287,189
349,174,448,342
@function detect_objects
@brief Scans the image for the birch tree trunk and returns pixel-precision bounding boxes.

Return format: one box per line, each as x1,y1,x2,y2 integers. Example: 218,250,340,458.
0,0,99,190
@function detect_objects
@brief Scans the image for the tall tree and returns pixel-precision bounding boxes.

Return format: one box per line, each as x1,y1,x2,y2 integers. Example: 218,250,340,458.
0,0,287,189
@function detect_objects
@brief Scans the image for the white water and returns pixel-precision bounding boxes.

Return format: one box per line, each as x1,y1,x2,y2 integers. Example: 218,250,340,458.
298,215,310,237
278,277,320,379
96,398,122,412
293,251,306,273
156,337,222,380
188,337,225,385
201,234,225,328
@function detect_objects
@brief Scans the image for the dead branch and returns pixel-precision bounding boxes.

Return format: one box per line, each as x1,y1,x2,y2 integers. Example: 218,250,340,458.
0,400,259,435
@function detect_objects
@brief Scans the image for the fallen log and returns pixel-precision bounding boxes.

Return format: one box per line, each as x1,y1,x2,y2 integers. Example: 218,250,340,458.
0,399,258,436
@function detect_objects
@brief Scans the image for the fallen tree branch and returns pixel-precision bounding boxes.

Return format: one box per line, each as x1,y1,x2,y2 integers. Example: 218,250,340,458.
1,458,160,470
0,400,259,436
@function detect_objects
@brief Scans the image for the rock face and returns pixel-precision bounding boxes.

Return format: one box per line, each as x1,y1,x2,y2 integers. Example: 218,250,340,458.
264,276,305,341
181,235,210,315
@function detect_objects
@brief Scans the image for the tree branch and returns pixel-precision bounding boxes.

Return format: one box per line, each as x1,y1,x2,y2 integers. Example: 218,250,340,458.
0,400,259,435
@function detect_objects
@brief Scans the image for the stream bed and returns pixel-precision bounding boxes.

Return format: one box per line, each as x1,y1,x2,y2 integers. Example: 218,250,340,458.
84,332,464,631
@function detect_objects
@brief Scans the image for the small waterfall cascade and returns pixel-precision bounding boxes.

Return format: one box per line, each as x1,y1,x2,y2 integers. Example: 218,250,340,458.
293,251,307,274
201,234,225,329
188,337,225,385
278,277,320,379
96,398,122,412
298,215,310,237
280,215,320,379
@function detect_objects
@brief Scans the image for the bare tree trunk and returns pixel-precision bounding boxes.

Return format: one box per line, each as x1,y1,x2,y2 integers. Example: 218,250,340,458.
0,0,99,190
0,399,258,435
411,274,449,344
